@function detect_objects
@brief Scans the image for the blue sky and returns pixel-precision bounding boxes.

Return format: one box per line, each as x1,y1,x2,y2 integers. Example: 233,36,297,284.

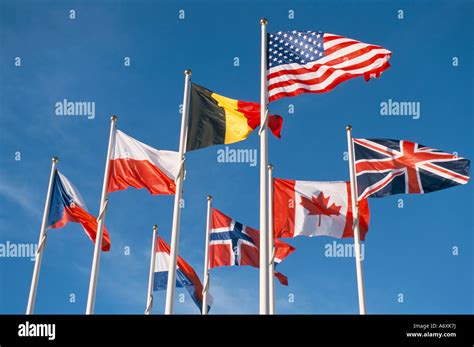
0,0,472,314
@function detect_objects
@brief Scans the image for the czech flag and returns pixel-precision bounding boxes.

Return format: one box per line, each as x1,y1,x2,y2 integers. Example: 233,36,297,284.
47,171,111,251
186,83,283,151
153,237,212,313
107,130,180,195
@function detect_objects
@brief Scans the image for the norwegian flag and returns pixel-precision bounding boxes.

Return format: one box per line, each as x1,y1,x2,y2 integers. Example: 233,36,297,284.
209,208,295,286
354,138,470,200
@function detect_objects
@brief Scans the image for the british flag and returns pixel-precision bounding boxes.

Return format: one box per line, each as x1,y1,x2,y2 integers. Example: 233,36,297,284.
209,208,294,285
353,138,470,200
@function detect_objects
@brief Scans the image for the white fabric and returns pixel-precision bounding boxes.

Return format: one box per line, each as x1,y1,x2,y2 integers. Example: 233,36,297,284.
293,180,349,238
113,130,179,180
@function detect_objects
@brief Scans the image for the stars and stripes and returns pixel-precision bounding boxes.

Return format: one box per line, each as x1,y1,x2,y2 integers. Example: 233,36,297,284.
267,30,392,102
354,138,470,200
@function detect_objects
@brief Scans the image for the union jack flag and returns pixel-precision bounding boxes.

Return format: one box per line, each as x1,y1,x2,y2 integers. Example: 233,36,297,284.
209,208,295,285
354,138,470,200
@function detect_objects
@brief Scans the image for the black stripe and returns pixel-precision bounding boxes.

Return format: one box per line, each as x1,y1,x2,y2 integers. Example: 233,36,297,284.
186,83,226,151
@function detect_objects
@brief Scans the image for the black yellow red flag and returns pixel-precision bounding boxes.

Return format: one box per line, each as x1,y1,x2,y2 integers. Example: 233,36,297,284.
186,83,283,151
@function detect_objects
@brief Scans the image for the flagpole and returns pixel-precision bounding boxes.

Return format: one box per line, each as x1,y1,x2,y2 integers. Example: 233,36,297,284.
26,156,58,314
86,115,117,314
165,69,191,314
346,125,367,315
259,18,270,315
268,164,275,314
145,225,158,315
201,195,212,315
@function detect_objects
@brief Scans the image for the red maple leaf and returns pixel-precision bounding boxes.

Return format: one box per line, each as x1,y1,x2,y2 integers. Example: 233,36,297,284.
300,192,342,227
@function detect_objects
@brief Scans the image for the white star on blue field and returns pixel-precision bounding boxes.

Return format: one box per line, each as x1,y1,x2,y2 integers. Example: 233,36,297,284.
0,0,472,314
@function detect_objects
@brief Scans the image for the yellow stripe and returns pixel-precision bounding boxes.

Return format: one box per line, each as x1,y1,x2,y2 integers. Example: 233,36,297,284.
211,93,252,144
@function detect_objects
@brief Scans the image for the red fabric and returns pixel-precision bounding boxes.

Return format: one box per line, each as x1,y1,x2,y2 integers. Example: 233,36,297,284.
209,244,232,268
50,205,111,251
341,182,370,240
273,178,297,238
107,158,176,195
237,100,283,139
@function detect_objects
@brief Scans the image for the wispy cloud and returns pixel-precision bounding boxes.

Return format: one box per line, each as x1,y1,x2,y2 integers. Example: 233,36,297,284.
0,178,41,218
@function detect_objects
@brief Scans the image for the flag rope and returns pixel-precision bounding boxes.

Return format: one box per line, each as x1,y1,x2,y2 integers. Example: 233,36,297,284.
96,198,109,223
269,246,275,266
258,108,269,136
36,233,47,256
202,273,210,294
145,295,153,315
175,159,185,184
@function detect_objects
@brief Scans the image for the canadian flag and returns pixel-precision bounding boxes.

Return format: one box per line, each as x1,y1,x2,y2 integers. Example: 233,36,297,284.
273,178,370,240
107,130,180,195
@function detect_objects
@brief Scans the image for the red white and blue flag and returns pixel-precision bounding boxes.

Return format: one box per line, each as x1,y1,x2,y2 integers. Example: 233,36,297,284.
267,31,392,102
47,171,111,251
209,208,295,285
354,138,471,199
153,236,211,313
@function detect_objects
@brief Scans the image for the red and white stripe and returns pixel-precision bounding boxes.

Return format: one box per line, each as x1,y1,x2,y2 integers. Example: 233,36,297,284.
268,33,392,102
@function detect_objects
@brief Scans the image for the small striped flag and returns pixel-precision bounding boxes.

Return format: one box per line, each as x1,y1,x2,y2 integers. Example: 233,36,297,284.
267,30,392,102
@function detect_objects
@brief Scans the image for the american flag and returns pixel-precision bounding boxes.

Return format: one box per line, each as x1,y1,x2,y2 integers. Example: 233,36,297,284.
267,30,392,102
354,139,470,200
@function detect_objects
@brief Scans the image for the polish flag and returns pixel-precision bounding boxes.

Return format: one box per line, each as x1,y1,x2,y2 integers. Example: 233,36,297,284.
273,178,370,240
107,130,180,195
48,171,111,251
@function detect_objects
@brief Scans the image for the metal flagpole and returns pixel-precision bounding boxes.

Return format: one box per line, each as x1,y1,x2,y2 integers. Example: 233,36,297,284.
26,156,59,314
165,69,192,314
86,115,117,314
201,195,212,315
346,125,367,315
145,225,158,315
259,18,269,315
268,164,275,314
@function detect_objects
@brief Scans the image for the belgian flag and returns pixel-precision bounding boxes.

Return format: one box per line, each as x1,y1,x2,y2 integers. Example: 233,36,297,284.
186,83,283,151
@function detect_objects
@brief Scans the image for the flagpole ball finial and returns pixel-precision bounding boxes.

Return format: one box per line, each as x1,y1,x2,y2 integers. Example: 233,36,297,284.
153,225,158,232
207,195,212,201
185,69,192,76
346,125,352,131
260,18,268,25
268,164,273,170
52,156,59,163
111,115,118,122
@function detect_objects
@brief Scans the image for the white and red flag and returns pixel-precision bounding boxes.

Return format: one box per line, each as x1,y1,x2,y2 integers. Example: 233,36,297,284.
273,178,370,240
107,130,180,195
